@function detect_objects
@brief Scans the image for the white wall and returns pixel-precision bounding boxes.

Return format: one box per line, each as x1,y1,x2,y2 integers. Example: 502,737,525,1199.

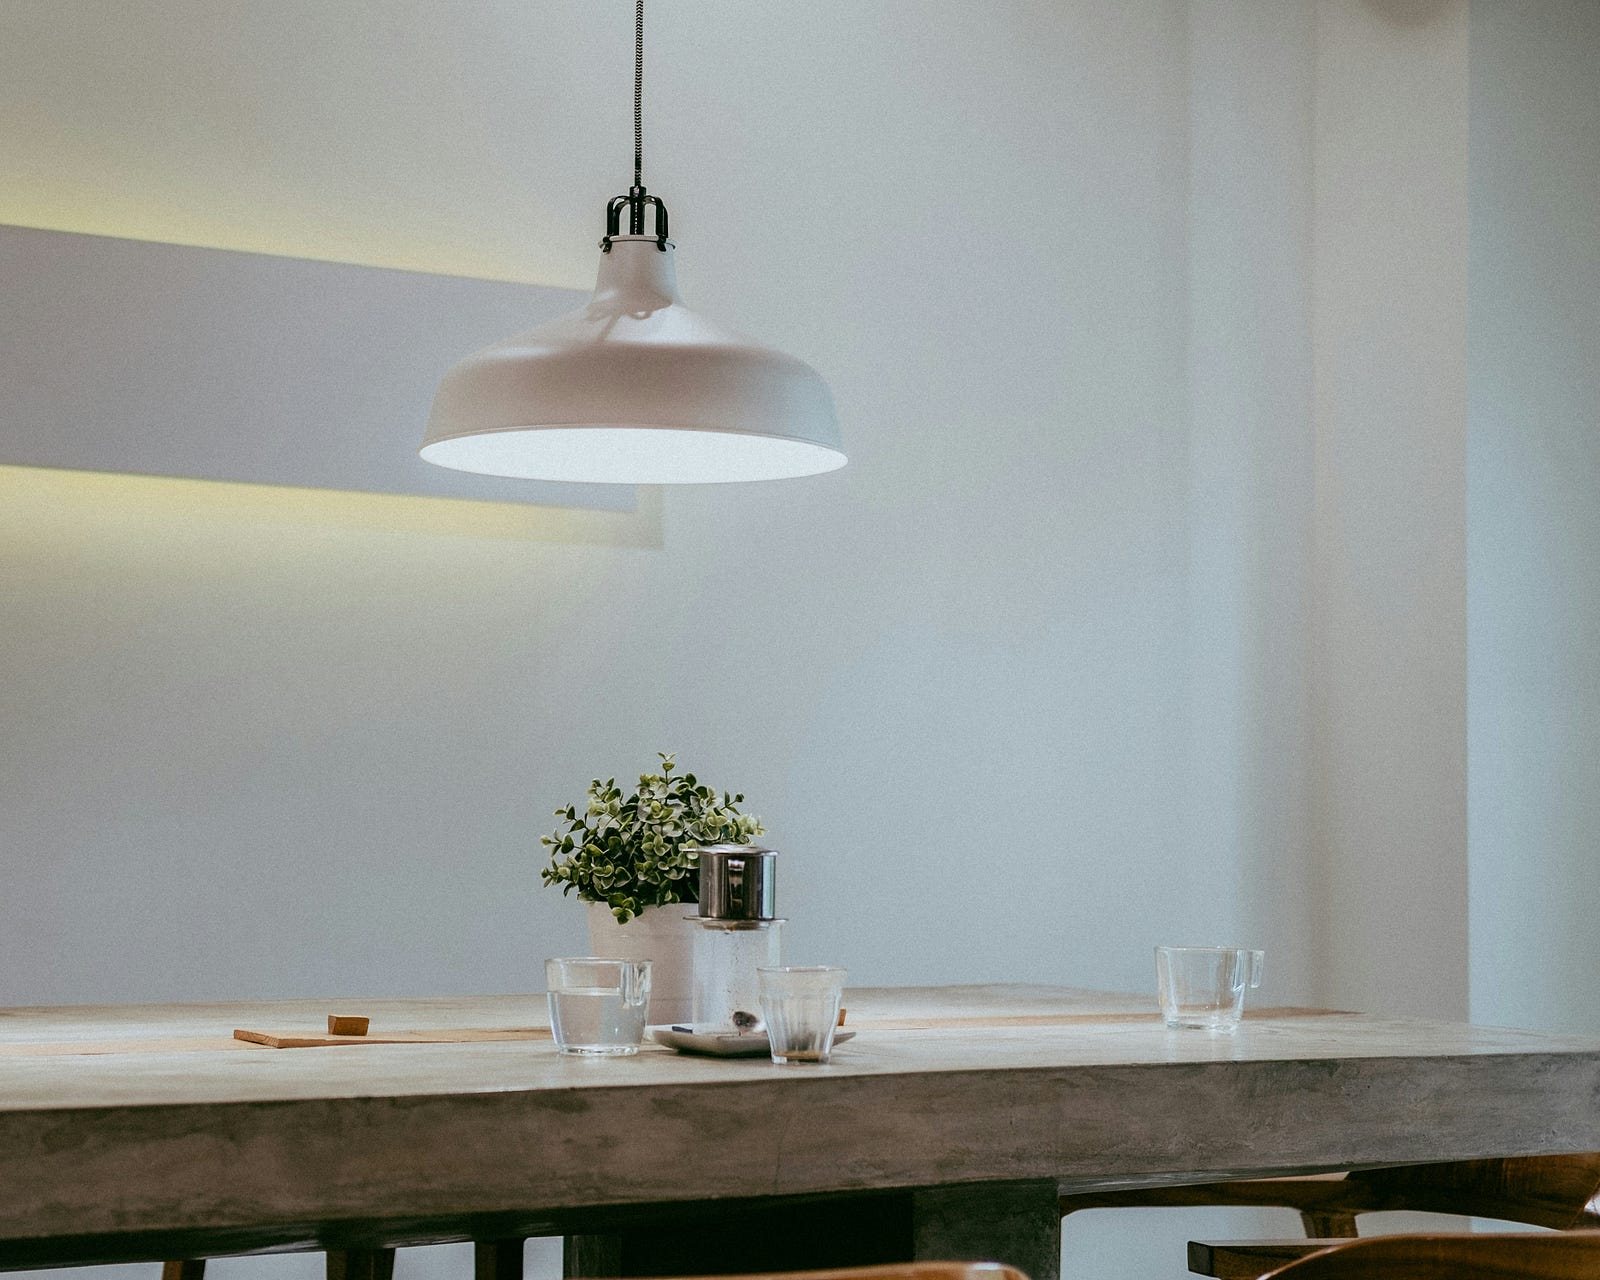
3,1,1507,1023
1467,0,1600,1036
0,1,1206,1011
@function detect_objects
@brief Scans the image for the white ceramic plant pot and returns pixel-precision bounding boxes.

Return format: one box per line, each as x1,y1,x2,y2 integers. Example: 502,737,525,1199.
585,901,698,1025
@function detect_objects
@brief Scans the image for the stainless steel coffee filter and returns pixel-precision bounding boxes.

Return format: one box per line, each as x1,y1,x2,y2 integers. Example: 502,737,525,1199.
694,844,778,921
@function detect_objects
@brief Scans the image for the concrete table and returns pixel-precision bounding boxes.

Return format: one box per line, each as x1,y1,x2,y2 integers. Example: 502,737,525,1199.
2,985,1598,1278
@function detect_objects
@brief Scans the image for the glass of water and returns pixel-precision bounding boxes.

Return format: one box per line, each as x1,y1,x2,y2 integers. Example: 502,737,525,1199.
545,957,652,1056
1155,946,1263,1031
758,966,846,1064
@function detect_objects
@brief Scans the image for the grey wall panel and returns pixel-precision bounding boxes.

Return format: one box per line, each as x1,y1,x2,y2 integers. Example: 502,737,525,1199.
0,224,631,511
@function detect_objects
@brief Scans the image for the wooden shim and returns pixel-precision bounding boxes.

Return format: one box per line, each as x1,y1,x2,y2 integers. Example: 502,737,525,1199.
233,1027,554,1049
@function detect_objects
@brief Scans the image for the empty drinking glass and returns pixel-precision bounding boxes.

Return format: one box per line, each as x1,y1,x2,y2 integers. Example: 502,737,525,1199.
1156,946,1263,1031
758,966,846,1064
545,957,652,1055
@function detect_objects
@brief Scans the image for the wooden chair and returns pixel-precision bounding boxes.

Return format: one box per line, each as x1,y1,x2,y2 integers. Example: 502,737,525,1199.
1059,1154,1600,1238
1189,1231,1600,1280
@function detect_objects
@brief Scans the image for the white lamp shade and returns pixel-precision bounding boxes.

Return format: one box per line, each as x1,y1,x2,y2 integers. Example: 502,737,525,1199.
420,236,845,484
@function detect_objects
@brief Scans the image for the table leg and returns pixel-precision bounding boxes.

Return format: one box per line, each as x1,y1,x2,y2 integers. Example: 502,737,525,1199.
912,1181,1060,1280
477,1239,526,1280
564,1192,912,1278
326,1248,395,1280
564,1234,623,1278
563,1181,1059,1280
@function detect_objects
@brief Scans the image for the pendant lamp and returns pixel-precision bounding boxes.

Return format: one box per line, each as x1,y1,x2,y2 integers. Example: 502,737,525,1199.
420,2,845,485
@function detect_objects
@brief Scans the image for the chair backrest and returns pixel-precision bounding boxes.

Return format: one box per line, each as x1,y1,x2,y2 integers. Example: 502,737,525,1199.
1261,1231,1600,1280
1346,1155,1600,1230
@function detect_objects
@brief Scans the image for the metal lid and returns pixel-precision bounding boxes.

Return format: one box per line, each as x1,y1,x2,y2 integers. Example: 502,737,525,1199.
693,844,778,922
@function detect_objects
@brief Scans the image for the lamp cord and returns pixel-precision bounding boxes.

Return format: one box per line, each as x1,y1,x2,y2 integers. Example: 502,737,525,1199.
633,0,644,189
600,0,667,249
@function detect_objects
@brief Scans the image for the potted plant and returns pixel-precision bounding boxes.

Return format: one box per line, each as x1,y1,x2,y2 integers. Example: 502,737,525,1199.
541,753,764,1021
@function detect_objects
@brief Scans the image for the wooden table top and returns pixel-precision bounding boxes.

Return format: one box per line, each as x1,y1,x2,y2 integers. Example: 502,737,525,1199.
2,985,1598,1261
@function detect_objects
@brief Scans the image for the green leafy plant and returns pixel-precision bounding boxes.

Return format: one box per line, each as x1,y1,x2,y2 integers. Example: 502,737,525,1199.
540,753,765,923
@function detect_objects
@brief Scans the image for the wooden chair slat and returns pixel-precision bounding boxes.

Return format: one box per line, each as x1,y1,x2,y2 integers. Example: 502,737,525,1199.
1061,1156,1600,1233
1188,1239,1333,1280
1345,1156,1600,1230
1255,1231,1600,1280
1061,1176,1379,1217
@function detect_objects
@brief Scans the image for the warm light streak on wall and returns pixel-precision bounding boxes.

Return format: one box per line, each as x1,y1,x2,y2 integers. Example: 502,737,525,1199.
0,465,662,550
0,206,584,292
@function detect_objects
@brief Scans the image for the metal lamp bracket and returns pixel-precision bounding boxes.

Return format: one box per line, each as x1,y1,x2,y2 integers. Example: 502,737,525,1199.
602,186,670,251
